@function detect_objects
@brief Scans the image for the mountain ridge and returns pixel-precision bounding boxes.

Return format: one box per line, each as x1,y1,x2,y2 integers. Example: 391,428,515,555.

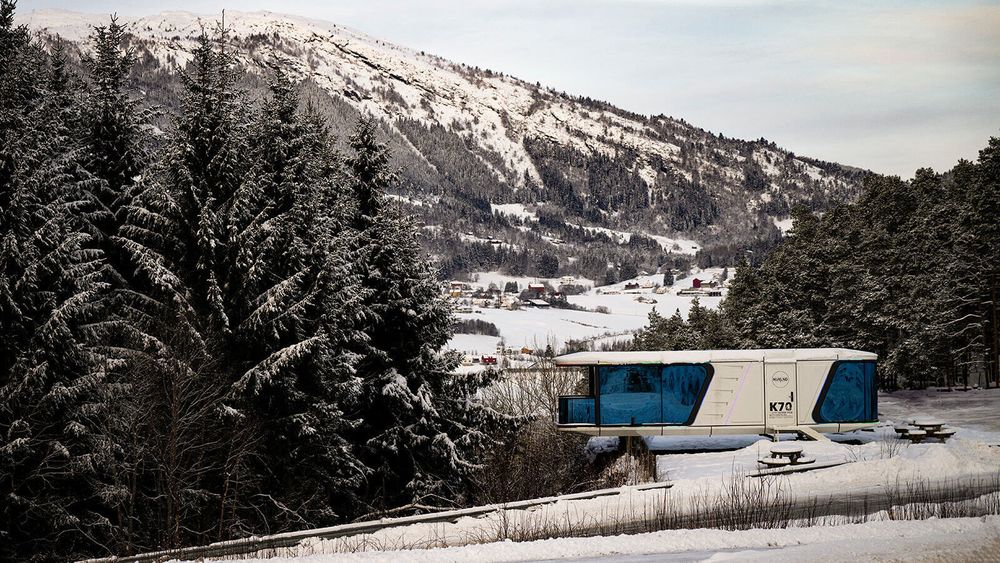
20,9,873,280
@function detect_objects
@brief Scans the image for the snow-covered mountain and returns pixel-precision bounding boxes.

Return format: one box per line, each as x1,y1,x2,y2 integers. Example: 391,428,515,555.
20,9,871,279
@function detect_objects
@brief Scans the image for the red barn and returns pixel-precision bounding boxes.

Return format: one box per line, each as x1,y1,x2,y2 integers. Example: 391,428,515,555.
692,278,702,288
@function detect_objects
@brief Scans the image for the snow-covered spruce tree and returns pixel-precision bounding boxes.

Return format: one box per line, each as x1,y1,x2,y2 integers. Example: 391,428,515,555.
81,17,153,276
631,298,733,352
115,26,249,549
75,21,166,550
964,139,1000,387
227,70,367,530
347,119,510,514
83,17,148,232
0,1,120,558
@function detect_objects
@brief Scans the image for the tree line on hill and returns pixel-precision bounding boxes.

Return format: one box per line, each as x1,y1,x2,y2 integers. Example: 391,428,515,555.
632,138,1000,390
0,4,511,560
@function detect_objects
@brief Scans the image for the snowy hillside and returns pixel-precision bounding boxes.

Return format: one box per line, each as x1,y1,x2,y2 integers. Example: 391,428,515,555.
447,267,728,356
20,9,870,280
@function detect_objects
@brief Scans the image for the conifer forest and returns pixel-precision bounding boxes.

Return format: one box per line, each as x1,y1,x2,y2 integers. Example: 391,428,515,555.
1,3,511,558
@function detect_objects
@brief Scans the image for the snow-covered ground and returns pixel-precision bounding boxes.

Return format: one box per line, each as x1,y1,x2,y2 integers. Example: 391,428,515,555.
880,387,1000,432
449,333,502,357
770,216,794,234
256,516,1000,562
236,424,1000,560
447,268,727,355
190,389,1000,562
490,203,538,223
564,224,702,255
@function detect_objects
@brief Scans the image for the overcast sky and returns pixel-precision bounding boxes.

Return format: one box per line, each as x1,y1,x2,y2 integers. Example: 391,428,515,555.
18,0,1000,177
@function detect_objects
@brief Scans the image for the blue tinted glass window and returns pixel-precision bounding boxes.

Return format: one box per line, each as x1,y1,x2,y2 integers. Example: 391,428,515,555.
597,364,710,425
661,365,710,424
559,397,595,424
598,366,661,425
817,361,877,423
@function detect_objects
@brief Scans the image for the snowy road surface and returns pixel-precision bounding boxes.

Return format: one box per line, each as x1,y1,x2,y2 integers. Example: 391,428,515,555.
543,517,1000,562
542,549,752,562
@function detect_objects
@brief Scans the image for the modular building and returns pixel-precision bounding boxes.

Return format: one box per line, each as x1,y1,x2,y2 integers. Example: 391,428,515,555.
555,348,878,437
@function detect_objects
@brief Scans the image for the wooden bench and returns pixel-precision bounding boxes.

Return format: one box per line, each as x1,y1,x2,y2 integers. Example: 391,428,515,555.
758,457,791,468
893,426,910,436
928,428,956,442
904,429,927,443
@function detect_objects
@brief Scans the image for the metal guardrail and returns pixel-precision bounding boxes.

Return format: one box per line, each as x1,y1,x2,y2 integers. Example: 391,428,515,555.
80,481,674,562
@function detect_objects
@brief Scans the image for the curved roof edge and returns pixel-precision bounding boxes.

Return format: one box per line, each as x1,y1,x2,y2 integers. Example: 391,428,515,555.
554,348,878,366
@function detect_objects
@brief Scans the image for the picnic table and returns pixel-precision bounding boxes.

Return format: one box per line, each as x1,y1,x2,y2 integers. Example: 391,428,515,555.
898,420,956,443
759,443,815,467
914,419,945,433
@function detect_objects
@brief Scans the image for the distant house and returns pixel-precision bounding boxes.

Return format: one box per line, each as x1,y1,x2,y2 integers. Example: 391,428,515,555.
526,283,546,298
549,291,566,304
624,282,640,290
692,278,702,289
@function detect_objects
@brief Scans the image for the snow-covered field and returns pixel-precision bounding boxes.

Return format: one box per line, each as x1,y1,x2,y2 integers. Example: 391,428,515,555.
126,390,994,562
447,268,727,355
257,516,1000,562
228,390,1000,562
881,387,1000,432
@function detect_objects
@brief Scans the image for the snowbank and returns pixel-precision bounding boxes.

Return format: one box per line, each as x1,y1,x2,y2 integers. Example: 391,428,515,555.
250,516,1000,562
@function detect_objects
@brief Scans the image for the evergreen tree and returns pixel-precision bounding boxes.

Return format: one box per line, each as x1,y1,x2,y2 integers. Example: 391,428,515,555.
631,301,733,352
662,270,674,286
536,252,559,278
347,121,509,514
83,16,149,245
0,2,118,557
228,70,366,529
116,26,250,548
720,138,1000,389
347,117,391,228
